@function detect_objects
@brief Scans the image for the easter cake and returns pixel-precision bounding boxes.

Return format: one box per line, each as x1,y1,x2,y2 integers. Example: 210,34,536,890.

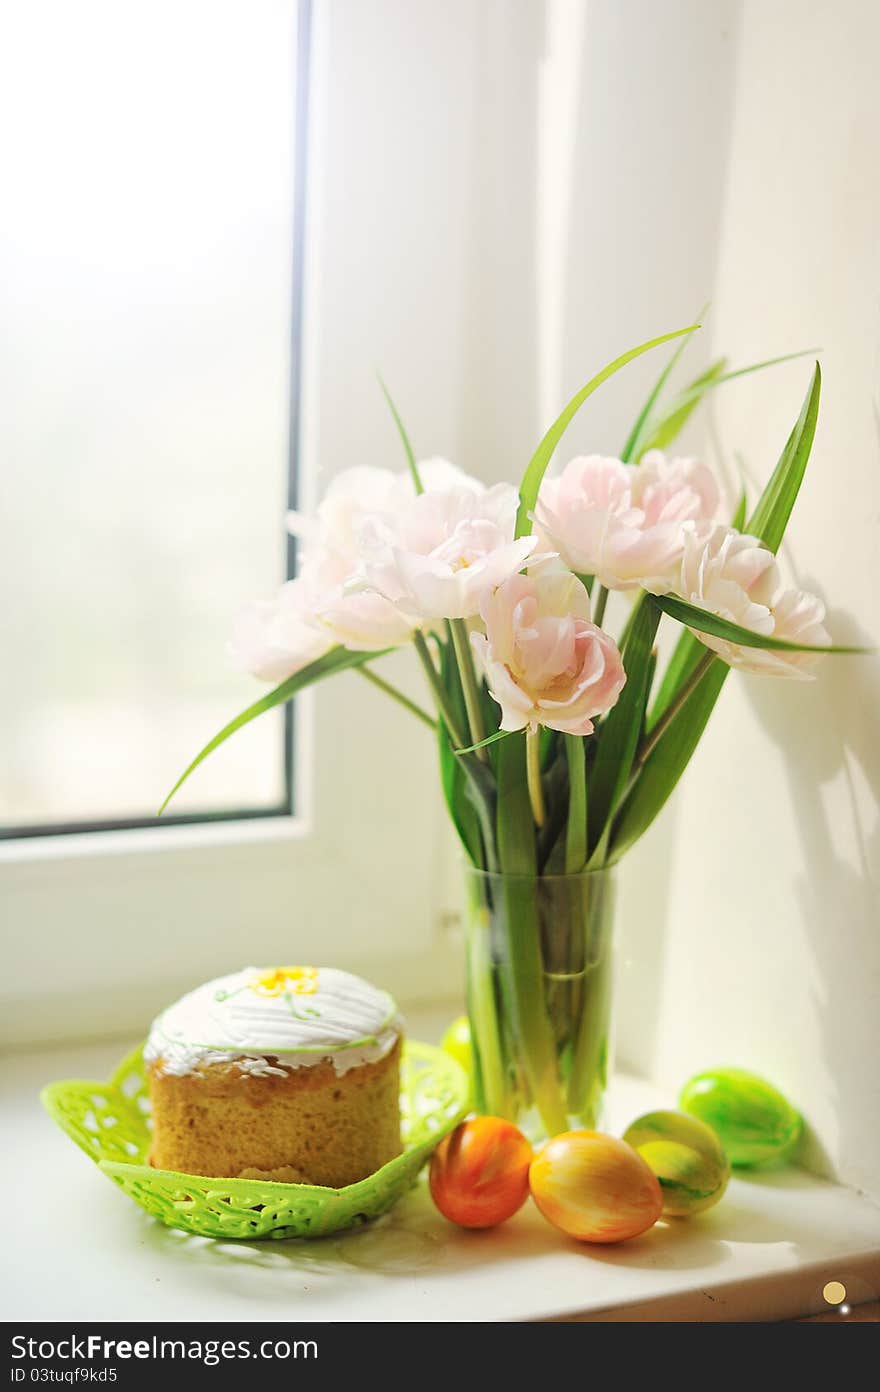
144,966,403,1186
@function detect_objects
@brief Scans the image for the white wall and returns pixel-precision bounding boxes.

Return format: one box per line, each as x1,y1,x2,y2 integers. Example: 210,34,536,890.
616,0,880,1202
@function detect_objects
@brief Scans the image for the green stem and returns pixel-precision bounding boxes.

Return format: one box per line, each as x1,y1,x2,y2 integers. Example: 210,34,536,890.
495,736,567,1137
500,878,568,1137
635,649,716,768
564,734,587,873
357,666,436,729
465,885,509,1116
592,584,609,627
413,630,467,749
448,619,488,762
526,729,546,827
566,873,615,1118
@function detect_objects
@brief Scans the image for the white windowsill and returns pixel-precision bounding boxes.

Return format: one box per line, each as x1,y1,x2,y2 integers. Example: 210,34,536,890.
0,813,309,865
5,1009,879,1323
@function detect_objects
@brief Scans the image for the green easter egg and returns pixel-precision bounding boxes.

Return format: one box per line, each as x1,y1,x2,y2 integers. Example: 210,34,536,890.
679,1068,801,1167
623,1110,730,1216
440,1015,472,1074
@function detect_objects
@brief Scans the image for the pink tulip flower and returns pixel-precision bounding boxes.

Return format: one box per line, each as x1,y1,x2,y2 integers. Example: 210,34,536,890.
471,564,627,735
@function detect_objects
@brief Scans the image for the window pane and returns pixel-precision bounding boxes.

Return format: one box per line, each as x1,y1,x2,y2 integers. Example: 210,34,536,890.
0,1,299,830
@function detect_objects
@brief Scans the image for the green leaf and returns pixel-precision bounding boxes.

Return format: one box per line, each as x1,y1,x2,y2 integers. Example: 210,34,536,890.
637,349,816,458
640,648,657,740
495,732,537,874
378,375,423,494
462,756,500,872
438,722,485,867
613,592,643,656
688,356,732,390
586,596,661,866
514,324,699,537
650,369,819,732
159,646,389,815
647,629,705,730
609,662,729,862
635,356,727,455
455,728,514,755
539,725,558,769
620,313,705,463
746,363,820,552
730,483,748,531
564,734,587,874
437,632,492,867
494,732,568,1133
652,592,869,655
610,361,832,863
536,745,570,871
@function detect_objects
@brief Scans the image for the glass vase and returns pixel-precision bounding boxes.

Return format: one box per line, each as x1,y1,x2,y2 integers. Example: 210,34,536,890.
463,866,615,1142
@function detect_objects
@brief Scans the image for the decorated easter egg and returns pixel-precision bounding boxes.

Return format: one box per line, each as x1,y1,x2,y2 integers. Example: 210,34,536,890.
679,1068,801,1167
623,1110,730,1216
429,1116,532,1228
529,1130,662,1243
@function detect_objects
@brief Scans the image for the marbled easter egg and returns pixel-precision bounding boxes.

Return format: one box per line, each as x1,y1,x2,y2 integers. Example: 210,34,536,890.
529,1131,663,1243
430,1117,533,1229
623,1110,730,1216
679,1068,801,1167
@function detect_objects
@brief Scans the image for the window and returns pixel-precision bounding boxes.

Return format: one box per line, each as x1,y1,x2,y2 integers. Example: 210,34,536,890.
1,0,309,836
1,3,459,1047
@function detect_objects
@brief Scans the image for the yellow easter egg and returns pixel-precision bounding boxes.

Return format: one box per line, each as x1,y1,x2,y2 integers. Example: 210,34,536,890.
529,1130,663,1243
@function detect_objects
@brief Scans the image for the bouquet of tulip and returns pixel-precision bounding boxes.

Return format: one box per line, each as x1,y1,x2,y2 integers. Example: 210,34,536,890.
163,324,863,1138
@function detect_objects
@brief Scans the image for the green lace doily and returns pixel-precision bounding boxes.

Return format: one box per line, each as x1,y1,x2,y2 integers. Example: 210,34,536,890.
41,1040,468,1241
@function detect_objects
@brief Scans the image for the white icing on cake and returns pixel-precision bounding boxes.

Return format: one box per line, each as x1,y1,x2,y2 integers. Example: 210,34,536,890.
144,966,403,1078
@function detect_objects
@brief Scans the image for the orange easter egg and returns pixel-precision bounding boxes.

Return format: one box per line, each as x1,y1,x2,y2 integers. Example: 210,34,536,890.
529,1130,663,1243
429,1116,533,1229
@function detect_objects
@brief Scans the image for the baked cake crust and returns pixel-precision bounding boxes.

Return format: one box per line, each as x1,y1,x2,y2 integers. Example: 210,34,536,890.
147,1039,401,1186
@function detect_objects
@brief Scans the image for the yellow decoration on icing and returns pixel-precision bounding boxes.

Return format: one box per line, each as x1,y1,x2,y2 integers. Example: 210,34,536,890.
251,966,319,997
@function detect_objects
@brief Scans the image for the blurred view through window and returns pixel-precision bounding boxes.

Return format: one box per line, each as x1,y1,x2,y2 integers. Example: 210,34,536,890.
1,1,302,833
